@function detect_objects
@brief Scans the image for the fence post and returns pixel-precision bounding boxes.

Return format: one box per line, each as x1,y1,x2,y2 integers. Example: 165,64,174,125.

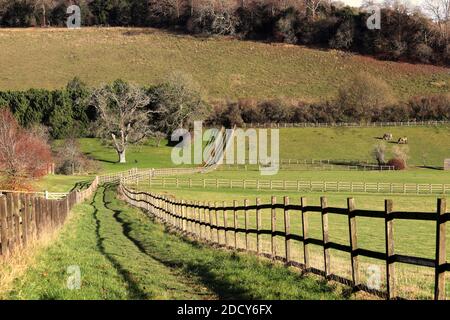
271,196,277,259
181,200,185,232
256,198,261,254
22,194,29,247
199,202,204,239
244,199,249,251
223,201,228,247
207,202,213,242
188,201,192,234
385,199,395,299
301,198,310,270
233,200,238,249
0,196,8,257
347,198,360,289
321,197,331,278
215,201,220,244
434,198,447,300
284,197,291,264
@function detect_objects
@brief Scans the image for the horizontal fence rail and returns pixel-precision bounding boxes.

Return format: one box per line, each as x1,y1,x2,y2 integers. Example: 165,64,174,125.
130,177,450,196
241,120,450,129
219,163,395,172
0,190,69,200
0,177,99,259
98,167,203,184
119,183,449,300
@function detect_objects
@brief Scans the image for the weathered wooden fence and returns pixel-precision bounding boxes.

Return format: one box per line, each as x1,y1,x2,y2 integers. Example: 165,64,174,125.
119,183,449,300
134,177,450,196
0,177,99,259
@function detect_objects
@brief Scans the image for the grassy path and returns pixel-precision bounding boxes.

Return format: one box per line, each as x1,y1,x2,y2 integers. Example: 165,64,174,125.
3,185,346,300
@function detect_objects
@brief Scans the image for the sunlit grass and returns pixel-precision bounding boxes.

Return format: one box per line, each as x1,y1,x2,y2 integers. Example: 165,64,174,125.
0,28,448,101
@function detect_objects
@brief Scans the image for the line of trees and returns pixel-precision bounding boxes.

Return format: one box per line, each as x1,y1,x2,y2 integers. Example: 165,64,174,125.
1,72,449,163
207,73,450,126
0,0,448,65
2,73,449,142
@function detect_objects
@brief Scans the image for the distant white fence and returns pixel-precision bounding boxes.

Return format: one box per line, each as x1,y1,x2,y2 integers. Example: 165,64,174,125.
0,190,69,200
130,177,450,195
241,120,450,128
98,167,203,184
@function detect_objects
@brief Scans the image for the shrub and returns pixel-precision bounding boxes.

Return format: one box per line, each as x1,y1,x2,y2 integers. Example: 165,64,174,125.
408,94,450,121
0,109,52,189
392,145,409,167
55,138,99,175
329,20,354,50
258,100,293,123
274,8,299,44
444,44,450,64
411,43,434,63
387,158,406,170
337,72,396,122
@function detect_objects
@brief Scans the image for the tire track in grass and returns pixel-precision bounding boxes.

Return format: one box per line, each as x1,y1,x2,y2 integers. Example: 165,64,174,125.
91,188,150,299
93,185,214,300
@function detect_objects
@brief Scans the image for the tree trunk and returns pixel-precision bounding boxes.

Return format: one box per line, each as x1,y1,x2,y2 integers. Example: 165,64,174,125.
42,4,46,27
118,150,126,163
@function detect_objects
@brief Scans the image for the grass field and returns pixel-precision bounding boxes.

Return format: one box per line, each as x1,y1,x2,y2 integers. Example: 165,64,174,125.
66,124,450,173
0,28,448,101
276,126,450,167
32,124,450,192
1,185,349,300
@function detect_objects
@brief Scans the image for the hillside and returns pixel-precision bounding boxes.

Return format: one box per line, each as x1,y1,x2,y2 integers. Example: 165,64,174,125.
0,28,448,101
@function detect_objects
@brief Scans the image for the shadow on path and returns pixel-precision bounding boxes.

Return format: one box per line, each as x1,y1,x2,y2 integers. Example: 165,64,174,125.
90,186,150,299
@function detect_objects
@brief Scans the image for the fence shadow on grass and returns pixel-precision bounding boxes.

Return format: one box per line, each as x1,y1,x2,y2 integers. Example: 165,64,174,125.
91,187,150,300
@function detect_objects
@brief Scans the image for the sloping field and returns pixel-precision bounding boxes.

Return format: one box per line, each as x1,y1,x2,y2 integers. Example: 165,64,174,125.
0,28,448,100
277,126,450,167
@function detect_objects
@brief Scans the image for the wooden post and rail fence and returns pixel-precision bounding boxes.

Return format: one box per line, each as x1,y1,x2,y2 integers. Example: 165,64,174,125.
0,177,99,260
119,183,449,300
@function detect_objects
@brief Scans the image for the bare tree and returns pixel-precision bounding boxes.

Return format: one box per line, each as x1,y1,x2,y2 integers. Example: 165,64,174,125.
392,145,410,166
33,0,55,27
91,80,153,164
305,0,322,20
150,72,206,136
372,142,387,166
424,0,450,43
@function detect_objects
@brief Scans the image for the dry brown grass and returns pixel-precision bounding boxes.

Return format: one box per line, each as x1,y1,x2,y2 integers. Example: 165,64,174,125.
0,213,77,298
0,27,448,100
